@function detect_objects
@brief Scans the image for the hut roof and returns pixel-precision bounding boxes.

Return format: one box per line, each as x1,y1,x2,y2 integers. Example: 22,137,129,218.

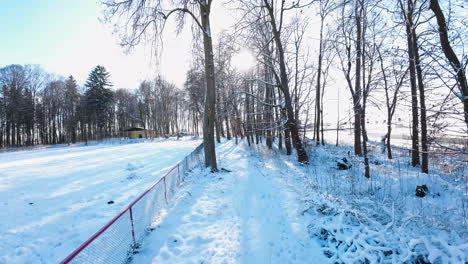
124,127,146,132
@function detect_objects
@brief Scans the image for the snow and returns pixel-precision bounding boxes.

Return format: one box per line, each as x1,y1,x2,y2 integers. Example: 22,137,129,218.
1,135,466,263
0,138,201,264
131,138,467,264
131,140,327,264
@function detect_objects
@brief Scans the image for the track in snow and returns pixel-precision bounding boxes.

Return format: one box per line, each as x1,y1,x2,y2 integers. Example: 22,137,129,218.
131,140,325,264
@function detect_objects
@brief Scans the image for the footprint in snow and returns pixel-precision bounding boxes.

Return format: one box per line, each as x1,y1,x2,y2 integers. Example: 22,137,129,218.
126,161,144,171
126,172,139,180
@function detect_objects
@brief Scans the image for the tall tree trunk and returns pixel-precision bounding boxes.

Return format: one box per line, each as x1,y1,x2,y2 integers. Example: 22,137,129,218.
265,0,309,163
244,79,251,146
175,98,180,139
401,0,420,167
215,90,221,143
215,119,221,143
284,126,292,155
320,84,325,145
354,3,363,157
412,30,428,173
315,17,324,145
224,113,231,140
278,87,292,155
273,85,283,150
361,105,370,178
380,49,394,160
358,2,370,177
200,1,217,171
264,68,273,149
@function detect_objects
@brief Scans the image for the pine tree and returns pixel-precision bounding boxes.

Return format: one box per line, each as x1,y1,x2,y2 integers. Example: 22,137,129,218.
84,66,114,139
65,76,79,143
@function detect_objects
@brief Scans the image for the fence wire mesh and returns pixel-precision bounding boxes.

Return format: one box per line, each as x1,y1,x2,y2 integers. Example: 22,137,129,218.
62,143,204,264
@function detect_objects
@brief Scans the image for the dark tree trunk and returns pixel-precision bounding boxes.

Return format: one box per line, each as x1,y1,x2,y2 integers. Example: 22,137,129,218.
265,0,309,163
215,118,221,143
386,125,393,159
357,3,370,177
284,126,292,155
225,114,231,140
200,1,217,171
244,79,251,146
412,30,428,173
320,87,325,145
361,106,370,178
402,0,420,167
354,5,363,157
315,17,324,145
278,87,292,155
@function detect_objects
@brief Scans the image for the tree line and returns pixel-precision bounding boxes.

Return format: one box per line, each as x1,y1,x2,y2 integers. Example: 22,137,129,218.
0,64,193,148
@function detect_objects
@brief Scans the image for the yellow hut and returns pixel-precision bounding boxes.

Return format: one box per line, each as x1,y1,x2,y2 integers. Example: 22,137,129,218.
125,127,147,139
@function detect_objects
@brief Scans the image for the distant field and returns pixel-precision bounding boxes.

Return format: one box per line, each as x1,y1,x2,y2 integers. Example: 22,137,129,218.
308,125,467,150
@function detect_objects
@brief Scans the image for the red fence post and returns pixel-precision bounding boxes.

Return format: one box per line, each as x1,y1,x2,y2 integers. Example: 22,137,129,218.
163,177,168,204
129,207,137,249
177,163,180,185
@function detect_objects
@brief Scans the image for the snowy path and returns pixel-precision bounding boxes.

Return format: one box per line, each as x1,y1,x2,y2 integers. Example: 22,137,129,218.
0,138,201,264
131,141,326,264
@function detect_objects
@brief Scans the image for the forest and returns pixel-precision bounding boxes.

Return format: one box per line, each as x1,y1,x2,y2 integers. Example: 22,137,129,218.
0,0,466,177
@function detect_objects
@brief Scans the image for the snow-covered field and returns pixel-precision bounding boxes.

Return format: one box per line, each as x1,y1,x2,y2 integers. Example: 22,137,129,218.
1,135,466,263
0,138,201,264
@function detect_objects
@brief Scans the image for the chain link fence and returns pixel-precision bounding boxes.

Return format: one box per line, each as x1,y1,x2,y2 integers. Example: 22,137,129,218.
61,143,204,264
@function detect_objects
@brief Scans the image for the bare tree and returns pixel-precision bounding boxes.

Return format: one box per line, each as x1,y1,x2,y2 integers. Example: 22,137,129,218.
333,0,363,156
314,0,337,146
398,0,421,167
429,0,468,130
379,46,408,159
103,0,218,171
261,0,309,163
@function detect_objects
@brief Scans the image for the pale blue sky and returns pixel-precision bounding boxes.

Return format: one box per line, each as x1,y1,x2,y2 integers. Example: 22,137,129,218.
0,0,196,88
0,1,249,89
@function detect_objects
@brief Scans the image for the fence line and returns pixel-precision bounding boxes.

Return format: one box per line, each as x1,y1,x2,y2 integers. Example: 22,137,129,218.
61,143,204,264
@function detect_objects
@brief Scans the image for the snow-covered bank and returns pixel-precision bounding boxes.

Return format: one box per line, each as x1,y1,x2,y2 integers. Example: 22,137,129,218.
132,139,466,264
300,140,467,263
0,138,201,264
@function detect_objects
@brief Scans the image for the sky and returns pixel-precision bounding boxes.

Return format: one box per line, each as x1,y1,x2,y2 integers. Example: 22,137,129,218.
0,0,433,130
0,0,241,89
0,0,346,126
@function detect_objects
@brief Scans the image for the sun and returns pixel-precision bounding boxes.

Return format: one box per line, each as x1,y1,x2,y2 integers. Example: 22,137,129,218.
232,48,256,72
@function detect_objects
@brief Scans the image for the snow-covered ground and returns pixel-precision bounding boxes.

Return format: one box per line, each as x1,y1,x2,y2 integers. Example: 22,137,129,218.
299,141,467,263
0,138,201,264
131,140,327,264
130,139,467,264
1,135,466,263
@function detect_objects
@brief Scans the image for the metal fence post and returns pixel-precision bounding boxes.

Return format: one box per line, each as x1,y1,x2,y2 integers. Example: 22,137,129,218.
177,163,180,185
129,207,137,249
163,177,168,204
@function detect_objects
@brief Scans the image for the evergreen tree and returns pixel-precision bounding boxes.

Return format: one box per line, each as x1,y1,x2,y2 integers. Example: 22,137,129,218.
84,65,114,139
65,76,79,143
